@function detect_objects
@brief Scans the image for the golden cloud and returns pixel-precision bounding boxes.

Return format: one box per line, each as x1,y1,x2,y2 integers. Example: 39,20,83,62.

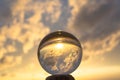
12,0,61,24
0,55,22,71
0,32,6,43
6,45,16,53
44,0,61,23
0,48,6,59
67,0,87,28
83,31,120,55
68,0,87,16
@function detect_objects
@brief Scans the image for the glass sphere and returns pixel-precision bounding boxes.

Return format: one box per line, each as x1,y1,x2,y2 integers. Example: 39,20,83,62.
38,31,82,75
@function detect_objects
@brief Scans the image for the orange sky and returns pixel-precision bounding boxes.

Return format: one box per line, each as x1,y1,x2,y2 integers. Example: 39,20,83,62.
0,0,120,80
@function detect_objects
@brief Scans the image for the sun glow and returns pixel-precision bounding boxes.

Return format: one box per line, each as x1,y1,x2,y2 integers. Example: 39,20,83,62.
55,43,64,49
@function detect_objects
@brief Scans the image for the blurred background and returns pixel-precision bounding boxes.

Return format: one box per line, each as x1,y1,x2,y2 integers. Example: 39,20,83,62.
0,0,120,80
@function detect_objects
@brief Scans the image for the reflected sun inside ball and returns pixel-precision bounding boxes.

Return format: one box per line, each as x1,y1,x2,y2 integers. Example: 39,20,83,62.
55,43,64,49
38,31,82,75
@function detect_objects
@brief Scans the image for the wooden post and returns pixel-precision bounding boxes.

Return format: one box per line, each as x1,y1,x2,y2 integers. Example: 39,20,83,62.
46,75,75,80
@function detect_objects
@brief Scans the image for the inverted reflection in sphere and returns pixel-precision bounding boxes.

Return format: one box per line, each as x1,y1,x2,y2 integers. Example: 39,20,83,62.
38,31,82,75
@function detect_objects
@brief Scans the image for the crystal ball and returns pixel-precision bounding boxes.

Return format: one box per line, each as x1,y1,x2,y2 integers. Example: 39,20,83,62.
38,31,82,75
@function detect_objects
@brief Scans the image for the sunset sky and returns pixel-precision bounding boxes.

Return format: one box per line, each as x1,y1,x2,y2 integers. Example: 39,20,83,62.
0,0,120,80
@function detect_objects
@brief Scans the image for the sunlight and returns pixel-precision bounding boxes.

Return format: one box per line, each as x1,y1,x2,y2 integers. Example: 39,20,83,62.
55,43,64,49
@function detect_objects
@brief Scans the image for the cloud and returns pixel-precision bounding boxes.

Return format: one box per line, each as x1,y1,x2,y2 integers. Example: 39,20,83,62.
43,0,61,23
0,0,51,53
73,0,113,30
68,0,120,40
0,55,22,71
6,44,16,53
0,0,53,71
67,0,120,59
0,72,7,77
68,0,87,18
83,30,120,54
0,0,16,26
0,31,6,43
67,0,88,29
39,0,72,31
0,56,14,71
0,48,7,59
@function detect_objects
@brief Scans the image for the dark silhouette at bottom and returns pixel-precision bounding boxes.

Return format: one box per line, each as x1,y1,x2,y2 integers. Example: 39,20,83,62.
46,75,75,80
